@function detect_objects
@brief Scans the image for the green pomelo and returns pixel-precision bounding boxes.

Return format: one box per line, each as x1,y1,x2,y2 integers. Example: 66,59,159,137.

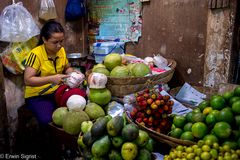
89,88,111,106
127,63,136,76
132,63,151,77
84,102,105,120
92,67,110,76
52,107,68,127
110,66,129,77
63,110,90,135
92,63,106,71
104,53,122,71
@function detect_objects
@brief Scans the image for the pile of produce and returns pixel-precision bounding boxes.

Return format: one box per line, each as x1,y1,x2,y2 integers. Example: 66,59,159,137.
169,86,240,149
164,139,240,160
129,88,174,134
78,115,155,160
92,53,169,78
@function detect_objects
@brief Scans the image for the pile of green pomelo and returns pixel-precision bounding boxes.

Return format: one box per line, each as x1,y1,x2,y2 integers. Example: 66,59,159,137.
165,86,240,159
92,53,151,78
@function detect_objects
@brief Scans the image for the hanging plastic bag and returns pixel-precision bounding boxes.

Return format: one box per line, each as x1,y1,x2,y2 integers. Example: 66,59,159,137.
39,0,57,21
65,0,86,21
1,37,38,75
0,2,40,42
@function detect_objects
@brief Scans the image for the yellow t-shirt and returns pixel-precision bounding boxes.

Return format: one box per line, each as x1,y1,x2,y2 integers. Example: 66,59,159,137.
24,45,69,98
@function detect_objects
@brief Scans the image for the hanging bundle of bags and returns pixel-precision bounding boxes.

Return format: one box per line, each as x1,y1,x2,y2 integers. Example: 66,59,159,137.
65,0,86,21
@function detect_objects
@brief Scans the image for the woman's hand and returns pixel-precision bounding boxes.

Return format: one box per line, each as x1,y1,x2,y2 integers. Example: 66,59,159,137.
52,74,70,84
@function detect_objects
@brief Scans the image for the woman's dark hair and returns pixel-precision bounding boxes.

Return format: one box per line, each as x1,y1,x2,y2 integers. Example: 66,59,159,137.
37,20,65,46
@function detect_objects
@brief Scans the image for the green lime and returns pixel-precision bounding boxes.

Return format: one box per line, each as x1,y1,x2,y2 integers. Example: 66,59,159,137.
232,100,240,114
198,100,210,111
173,115,186,128
213,122,232,139
210,95,226,110
217,109,234,124
200,151,211,160
183,122,193,132
191,122,208,139
192,112,206,123
234,86,240,96
222,91,234,102
203,134,219,143
180,131,194,141
229,96,240,106
210,148,218,159
186,112,193,122
170,128,183,138
205,113,217,126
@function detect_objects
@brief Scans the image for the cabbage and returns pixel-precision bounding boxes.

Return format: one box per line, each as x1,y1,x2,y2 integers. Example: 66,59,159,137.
104,53,122,71
110,66,129,77
132,63,151,77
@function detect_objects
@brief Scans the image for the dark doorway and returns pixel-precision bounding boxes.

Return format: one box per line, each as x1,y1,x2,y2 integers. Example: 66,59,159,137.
231,1,240,83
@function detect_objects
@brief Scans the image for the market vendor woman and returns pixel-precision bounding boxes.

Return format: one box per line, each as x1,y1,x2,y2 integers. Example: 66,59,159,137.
24,20,76,126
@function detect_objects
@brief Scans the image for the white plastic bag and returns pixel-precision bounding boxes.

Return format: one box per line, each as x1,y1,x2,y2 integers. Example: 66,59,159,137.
0,2,40,42
153,54,168,69
39,0,57,21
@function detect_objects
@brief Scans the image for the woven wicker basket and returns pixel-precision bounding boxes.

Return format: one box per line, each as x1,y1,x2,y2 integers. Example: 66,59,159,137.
106,59,177,97
125,112,195,147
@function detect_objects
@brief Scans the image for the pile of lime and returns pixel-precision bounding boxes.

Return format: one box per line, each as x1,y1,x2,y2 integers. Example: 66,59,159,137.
164,139,240,160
